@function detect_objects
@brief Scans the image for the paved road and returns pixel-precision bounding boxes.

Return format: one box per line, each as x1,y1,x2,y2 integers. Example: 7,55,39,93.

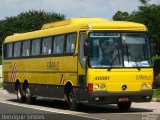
0,89,160,120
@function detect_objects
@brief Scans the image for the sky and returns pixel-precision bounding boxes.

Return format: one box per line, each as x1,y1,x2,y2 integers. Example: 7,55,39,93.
0,0,160,20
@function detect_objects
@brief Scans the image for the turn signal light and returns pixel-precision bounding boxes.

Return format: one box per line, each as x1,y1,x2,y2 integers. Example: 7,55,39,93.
88,83,93,91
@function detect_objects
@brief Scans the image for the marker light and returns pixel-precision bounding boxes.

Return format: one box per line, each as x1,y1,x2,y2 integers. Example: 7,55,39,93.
87,26,92,31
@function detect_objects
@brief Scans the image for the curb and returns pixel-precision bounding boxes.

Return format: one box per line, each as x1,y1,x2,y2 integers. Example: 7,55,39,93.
152,98,160,102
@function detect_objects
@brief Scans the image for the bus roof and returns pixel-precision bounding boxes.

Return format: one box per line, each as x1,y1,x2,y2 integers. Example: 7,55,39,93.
41,18,109,29
4,17,147,43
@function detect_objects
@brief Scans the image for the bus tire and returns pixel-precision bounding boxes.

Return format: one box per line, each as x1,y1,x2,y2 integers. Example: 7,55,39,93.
17,85,26,103
67,89,78,111
25,86,34,104
117,102,131,111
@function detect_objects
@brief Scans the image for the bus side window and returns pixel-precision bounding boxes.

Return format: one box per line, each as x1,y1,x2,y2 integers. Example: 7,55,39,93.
7,43,13,58
22,40,30,56
31,39,41,56
53,35,65,54
42,37,52,55
66,33,77,54
13,42,21,57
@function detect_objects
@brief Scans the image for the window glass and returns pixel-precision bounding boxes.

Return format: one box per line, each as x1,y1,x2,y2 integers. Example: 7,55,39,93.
13,42,21,57
79,33,86,68
22,40,30,56
122,33,150,67
31,39,41,56
89,32,122,67
7,43,13,57
66,33,76,53
89,32,151,68
53,35,65,54
42,37,52,55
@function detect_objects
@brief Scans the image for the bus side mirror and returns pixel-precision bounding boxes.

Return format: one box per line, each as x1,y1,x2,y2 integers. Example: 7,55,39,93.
84,41,89,56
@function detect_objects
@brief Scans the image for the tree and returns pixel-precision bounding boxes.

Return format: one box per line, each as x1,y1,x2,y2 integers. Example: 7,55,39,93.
0,10,65,55
112,11,129,21
139,0,150,5
113,4,160,55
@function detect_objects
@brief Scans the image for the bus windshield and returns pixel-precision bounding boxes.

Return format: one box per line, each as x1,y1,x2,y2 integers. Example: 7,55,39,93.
89,32,151,68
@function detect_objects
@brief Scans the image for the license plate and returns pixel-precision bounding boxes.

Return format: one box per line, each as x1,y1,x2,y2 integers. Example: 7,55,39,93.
118,98,129,102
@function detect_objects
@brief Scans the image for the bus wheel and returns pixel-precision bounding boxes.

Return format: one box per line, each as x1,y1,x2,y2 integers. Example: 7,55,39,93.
17,85,26,103
67,89,77,111
25,86,34,104
117,102,131,111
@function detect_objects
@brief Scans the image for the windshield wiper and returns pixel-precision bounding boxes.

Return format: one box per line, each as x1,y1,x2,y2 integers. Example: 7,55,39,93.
107,65,112,71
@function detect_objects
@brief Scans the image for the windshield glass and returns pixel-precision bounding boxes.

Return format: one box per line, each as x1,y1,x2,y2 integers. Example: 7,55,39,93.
89,32,151,68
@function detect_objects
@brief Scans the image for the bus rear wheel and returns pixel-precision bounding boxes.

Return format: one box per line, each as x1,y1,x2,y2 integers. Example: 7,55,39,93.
17,85,26,103
67,89,78,111
117,102,131,111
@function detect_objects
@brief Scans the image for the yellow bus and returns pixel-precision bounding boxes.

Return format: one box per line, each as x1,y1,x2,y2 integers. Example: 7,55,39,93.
3,18,153,111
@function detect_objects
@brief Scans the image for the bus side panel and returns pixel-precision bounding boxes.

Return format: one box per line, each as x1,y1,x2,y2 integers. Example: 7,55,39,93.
3,56,78,99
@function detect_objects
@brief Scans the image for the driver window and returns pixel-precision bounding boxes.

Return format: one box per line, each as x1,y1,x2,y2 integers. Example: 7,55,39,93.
99,38,122,66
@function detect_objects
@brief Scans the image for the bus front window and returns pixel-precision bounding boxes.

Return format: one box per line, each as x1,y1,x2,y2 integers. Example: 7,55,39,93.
122,33,151,67
89,32,151,68
89,32,123,68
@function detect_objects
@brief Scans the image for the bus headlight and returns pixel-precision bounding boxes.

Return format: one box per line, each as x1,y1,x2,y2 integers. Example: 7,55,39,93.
94,84,106,90
94,84,99,89
142,84,147,89
142,83,152,89
147,84,152,89
100,84,106,90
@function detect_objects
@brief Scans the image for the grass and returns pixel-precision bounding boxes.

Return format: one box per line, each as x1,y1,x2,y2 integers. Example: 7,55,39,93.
153,89,160,99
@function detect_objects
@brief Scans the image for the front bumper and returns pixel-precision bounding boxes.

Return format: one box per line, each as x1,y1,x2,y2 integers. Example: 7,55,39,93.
77,90,153,104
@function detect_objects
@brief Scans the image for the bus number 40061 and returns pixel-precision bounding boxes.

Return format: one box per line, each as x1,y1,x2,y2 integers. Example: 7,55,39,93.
95,76,110,80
